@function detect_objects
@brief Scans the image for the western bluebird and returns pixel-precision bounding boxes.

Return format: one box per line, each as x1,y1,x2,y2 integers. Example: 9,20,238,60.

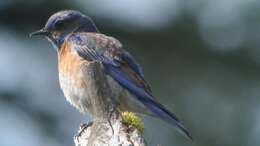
30,10,192,140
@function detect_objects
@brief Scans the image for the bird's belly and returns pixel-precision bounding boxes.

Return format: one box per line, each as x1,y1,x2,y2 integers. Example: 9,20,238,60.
59,72,92,113
59,72,148,115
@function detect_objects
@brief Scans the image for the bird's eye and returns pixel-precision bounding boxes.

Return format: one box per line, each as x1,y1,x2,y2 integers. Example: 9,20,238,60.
55,20,66,29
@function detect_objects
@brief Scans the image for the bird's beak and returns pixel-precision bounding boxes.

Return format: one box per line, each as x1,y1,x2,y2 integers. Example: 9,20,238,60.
29,29,49,37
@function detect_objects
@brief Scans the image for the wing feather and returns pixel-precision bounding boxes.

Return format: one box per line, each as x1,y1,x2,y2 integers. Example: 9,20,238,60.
68,33,152,94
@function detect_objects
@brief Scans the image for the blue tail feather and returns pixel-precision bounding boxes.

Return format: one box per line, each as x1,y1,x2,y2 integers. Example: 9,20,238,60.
104,63,192,140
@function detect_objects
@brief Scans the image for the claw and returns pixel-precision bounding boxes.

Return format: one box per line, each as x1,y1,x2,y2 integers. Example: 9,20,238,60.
74,122,93,141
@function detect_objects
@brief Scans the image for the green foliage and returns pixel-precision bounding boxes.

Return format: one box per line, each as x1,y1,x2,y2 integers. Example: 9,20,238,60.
121,111,144,133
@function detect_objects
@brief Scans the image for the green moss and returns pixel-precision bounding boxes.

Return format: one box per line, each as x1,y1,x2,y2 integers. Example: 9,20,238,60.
121,111,144,133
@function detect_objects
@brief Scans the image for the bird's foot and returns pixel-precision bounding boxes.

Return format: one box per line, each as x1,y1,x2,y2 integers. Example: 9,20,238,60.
74,122,93,141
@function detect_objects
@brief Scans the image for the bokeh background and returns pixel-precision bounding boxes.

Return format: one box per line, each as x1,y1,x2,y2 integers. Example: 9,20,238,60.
1,0,260,146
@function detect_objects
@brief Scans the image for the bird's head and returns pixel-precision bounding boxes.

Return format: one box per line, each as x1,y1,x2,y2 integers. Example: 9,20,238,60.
30,10,98,49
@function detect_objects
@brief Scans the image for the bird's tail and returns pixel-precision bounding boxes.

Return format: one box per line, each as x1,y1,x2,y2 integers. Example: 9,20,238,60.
142,97,193,140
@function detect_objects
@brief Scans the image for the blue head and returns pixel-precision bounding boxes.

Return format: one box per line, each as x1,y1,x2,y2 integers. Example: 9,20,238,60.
30,10,98,49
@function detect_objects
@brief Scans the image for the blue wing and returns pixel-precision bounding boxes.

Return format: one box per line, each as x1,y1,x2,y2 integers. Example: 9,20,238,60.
118,52,144,78
67,33,192,140
68,33,152,93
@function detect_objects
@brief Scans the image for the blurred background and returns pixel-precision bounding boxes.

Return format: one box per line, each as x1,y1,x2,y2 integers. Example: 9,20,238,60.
0,0,260,146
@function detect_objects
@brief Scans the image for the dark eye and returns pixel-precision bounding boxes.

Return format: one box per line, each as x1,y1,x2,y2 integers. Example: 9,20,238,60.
54,20,66,29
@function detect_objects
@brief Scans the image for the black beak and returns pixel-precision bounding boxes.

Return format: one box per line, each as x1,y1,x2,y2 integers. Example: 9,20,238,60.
29,29,49,37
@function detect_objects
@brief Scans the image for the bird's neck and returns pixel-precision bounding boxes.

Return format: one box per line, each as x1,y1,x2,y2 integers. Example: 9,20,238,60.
47,34,65,51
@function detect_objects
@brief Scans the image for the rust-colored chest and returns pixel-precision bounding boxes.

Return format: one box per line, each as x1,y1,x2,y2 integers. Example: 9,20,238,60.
58,41,82,76
57,41,89,112
58,41,87,89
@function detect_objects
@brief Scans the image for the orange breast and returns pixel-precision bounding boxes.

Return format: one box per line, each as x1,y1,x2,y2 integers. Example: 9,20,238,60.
59,41,79,74
57,41,91,113
58,41,86,91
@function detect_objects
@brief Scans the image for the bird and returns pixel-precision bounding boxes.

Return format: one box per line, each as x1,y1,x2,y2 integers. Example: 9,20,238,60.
30,10,192,140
